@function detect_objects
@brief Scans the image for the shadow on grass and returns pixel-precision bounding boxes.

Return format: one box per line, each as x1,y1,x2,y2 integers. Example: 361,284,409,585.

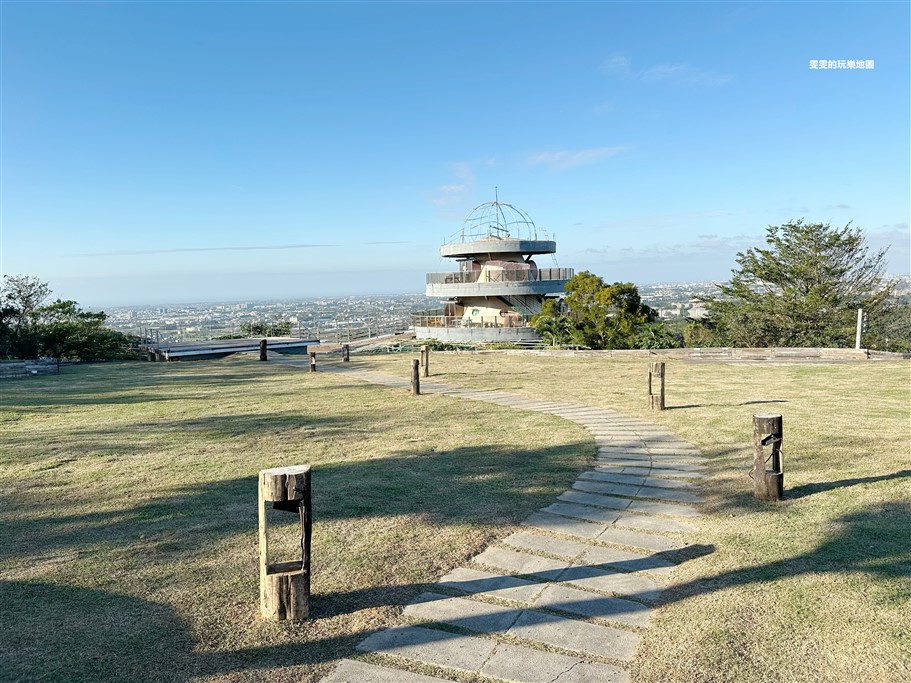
786,469,911,500
0,581,196,683
657,501,911,606
666,399,789,410
0,441,590,561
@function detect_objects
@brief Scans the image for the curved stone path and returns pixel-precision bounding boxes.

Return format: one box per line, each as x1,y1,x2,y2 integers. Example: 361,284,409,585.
311,364,706,683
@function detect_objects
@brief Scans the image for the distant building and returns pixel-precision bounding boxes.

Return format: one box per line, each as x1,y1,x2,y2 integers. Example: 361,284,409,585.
414,199,573,342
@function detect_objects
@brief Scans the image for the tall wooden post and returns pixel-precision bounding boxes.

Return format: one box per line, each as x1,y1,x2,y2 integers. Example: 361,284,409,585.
258,465,311,621
342,343,350,362
411,359,421,395
752,414,784,501
648,362,665,410
420,345,429,377
309,352,317,372
855,308,863,350
259,339,268,362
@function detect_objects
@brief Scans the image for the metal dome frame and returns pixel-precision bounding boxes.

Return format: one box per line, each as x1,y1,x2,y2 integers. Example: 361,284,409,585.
450,199,542,244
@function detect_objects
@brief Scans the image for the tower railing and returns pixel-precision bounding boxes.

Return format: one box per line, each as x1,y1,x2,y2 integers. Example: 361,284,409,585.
425,267,573,285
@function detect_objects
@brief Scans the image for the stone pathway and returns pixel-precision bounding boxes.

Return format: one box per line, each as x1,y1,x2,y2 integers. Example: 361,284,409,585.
310,364,705,683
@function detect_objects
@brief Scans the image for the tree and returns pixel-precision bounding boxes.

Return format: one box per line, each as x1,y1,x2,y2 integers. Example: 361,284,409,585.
1,275,52,357
562,272,657,349
636,322,682,350
240,321,292,337
707,220,894,347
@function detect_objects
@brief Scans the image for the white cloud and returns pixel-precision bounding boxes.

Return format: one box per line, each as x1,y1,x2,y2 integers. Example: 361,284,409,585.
526,146,629,171
430,162,476,207
600,55,631,75
601,54,732,87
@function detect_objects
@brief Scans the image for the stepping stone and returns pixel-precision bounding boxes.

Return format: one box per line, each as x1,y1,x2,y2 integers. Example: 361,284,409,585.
500,531,589,560
523,511,606,539
578,544,675,576
627,499,700,518
562,488,636,511
357,625,496,672
597,526,686,552
559,565,663,602
573,476,703,504
594,452,651,462
506,609,640,662
577,470,693,489
535,583,652,629
596,465,705,480
404,592,521,633
437,567,547,603
481,641,629,683
650,454,708,463
472,546,570,580
615,513,696,534
643,461,706,471
569,480,642,499
542,501,627,523
320,659,453,683
499,532,675,576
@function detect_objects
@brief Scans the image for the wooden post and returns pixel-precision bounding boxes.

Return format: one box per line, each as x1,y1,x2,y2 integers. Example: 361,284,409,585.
420,345,429,377
648,362,665,410
342,343,350,362
855,308,863,350
411,359,420,395
260,339,268,362
258,465,311,621
752,413,784,501
308,351,317,372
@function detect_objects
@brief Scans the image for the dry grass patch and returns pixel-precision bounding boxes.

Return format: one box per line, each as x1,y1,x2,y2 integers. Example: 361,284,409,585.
0,356,590,682
346,351,911,682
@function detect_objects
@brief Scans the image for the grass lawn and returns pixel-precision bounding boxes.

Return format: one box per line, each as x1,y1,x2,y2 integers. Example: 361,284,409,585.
2,351,909,682
337,351,911,683
0,356,591,682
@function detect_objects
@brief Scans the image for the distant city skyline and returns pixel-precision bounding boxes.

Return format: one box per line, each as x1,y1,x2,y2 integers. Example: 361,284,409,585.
2,2,908,307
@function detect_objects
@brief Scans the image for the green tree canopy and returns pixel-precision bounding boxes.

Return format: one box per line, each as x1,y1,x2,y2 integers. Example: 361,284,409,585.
1,275,138,360
556,272,657,349
707,220,895,347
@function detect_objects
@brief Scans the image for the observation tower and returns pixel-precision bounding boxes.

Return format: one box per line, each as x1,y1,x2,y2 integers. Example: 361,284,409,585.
414,198,573,343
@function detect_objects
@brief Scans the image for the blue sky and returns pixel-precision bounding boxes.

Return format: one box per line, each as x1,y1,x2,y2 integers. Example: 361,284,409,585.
2,1,908,306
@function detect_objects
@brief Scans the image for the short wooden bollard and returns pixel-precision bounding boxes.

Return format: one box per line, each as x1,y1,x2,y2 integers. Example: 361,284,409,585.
259,339,268,362
258,465,311,621
420,345,429,377
752,413,784,501
411,359,420,395
648,362,665,410
309,352,317,372
342,344,350,362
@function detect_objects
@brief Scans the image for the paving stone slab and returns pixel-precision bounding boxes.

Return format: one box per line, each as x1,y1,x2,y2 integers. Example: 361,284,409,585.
523,511,607,539
500,531,675,577
561,488,640,510
573,476,703,503
500,531,589,560
320,659,455,683
437,567,548,603
559,566,663,602
627,498,700,518
542,501,628,523
404,592,521,633
535,584,652,629
506,609,639,662
473,546,571,580
641,461,706,471
594,452,651,462
597,527,686,552
481,641,629,683
615,513,696,534
356,626,496,672
595,465,705,479
576,471,690,489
